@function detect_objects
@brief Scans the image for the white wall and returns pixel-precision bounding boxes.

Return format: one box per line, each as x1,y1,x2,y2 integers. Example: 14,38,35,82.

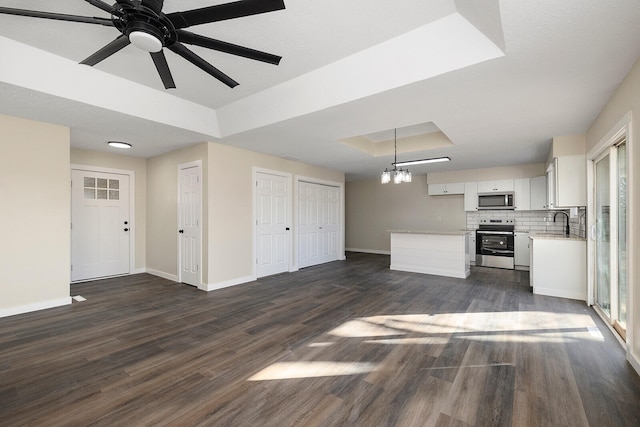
346,174,466,253
0,114,71,317
586,56,640,373
207,142,344,286
146,143,209,283
145,141,345,289
70,148,147,272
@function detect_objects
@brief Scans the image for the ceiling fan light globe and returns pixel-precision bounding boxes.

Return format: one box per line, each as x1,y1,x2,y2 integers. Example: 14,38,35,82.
129,31,163,52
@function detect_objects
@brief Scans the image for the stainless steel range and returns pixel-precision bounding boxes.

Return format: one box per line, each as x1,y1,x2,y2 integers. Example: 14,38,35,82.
476,218,515,269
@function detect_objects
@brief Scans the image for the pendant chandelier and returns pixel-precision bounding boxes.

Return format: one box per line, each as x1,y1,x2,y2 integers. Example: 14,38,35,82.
381,128,451,184
381,129,412,184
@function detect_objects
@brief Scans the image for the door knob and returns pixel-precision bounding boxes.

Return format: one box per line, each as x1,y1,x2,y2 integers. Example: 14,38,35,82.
124,228,129,232
179,229,184,234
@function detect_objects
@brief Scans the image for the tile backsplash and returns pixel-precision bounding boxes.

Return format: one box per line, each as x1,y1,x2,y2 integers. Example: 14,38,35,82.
467,208,586,238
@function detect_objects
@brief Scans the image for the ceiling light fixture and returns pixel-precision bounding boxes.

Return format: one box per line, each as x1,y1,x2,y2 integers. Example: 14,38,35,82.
394,156,451,167
381,129,412,184
128,31,163,53
108,141,132,149
381,129,451,184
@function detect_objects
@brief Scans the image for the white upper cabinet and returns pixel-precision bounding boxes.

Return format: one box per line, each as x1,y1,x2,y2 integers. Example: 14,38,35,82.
546,155,586,208
477,179,514,193
530,176,547,210
514,178,530,211
428,182,465,195
464,182,478,211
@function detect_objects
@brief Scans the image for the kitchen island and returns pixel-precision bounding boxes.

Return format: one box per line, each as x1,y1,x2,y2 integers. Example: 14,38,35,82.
390,230,470,279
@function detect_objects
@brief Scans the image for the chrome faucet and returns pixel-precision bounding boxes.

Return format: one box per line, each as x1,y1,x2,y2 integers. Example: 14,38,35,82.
554,211,570,237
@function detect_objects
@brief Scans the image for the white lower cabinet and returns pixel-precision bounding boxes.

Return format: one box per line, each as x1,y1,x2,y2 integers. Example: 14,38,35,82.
514,232,530,269
469,232,476,264
530,237,586,301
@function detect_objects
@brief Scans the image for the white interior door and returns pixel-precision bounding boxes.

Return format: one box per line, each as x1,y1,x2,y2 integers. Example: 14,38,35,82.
178,162,202,287
71,169,130,281
256,172,289,278
298,182,340,269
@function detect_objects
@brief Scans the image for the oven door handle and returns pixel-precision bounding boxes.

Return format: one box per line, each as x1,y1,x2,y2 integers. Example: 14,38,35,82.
476,231,514,235
485,248,514,255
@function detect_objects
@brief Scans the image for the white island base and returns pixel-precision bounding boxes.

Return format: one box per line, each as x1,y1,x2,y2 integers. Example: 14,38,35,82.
390,231,470,279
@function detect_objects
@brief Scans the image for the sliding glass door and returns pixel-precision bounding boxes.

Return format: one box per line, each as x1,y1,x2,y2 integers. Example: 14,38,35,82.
593,139,627,339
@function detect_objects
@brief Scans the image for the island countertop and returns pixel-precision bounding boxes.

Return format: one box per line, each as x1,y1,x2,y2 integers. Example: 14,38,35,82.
389,230,469,236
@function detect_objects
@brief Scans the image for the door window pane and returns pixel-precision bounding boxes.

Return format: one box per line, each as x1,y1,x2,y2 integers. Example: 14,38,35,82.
617,142,627,327
595,154,610,315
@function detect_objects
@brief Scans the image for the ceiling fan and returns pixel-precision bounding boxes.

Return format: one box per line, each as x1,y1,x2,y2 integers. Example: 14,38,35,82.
0,0,285,89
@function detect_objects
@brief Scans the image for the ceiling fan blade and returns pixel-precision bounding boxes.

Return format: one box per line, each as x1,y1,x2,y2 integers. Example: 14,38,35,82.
150,51,176,89
80,35,130,66
0,7,113,26
168,42,238,88
167,0,285,29
84,0,114,14
176,30,281,65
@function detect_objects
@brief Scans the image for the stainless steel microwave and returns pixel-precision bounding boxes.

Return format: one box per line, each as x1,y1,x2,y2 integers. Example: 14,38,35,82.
478,193,514,210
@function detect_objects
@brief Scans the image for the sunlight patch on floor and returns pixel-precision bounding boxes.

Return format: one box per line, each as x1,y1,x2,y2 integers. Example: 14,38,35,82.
308,342,335,348
248,361,379,381
327,312,602,343
363,337,449,345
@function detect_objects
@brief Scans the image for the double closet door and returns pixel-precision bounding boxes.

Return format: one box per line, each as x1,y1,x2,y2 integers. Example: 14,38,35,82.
298,181,340,269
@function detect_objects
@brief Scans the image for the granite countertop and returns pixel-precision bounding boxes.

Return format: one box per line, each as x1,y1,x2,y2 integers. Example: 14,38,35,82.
529,232,587,241
389,230,469,236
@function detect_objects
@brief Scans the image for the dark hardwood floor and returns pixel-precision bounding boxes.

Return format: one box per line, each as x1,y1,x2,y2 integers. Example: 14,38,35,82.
1,252,639,426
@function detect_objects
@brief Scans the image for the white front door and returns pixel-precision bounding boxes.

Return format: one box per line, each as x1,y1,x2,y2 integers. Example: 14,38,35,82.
71,169,130,281
178,162,202,287
256,172,290,278
298,182,340,269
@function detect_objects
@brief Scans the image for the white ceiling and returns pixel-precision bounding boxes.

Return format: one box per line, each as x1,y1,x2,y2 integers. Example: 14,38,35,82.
1,0,639,181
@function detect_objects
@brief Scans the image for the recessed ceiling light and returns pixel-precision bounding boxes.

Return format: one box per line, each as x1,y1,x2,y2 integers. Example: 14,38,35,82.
108,141,132,149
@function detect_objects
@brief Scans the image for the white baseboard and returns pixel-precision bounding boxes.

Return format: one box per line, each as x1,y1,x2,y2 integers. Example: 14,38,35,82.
346,248,391,255
201,275,256,292
146,268,178,282
391,263,469,279
133,267,146,274
0,297,72,319
628,350,640,376
533,286,586,301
